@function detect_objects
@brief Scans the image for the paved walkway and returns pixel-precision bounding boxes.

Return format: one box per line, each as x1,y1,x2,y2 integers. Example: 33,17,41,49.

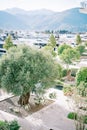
0,89,75,130
0,89,14,101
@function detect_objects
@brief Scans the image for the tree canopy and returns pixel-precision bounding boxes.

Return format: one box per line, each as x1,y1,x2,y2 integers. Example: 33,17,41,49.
42,45,57,57
76,67,87,86
58,44,71,55
3,35,14,50
76,34,82,45
60,48,80,65
0,45,62,105
76,45,85,55
48,34,56,48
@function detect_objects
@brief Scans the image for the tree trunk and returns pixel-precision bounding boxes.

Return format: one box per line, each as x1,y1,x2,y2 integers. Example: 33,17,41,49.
18,92,30,106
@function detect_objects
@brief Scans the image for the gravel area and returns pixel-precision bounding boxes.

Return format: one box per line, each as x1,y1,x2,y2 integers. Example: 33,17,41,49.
0,95,54,117
0,88,77,130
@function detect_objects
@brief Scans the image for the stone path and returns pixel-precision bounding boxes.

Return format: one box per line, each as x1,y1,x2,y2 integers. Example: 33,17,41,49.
0,89,75,130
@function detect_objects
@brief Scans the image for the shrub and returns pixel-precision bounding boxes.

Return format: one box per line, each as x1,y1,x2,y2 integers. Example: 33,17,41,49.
76,45,85,55
62,69,67,77
0,121,9,130
85,41,87,47
67,112,87,124
84,116,87,124
63,85,73,96
67,112,77,120
51,50,57,57
49,92,57,99
76,67,87,86
9,120,20,130
58,44,71,55
0,120,20,130
55,80,63,86
77,82,87,97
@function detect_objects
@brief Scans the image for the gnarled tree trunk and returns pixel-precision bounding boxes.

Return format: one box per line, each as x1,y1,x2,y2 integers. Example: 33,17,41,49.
18,92,30,106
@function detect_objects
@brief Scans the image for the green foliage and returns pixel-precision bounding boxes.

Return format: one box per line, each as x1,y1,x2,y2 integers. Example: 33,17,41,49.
0,121,10,130
42,46,57,57
9,120,20,130
62,69,67,77
85,41,87,47
3,35,14,50
51,50,57,57
0,45,62,96
76,45,85,55
76,34,82,45
45,34,57,57
63,85,73,96
77,82,87,97
76,67,87,86
58,44,71,55
67,113,87,124
34,83,45,105
0,120,20,130
84,116,87,124
58,44,80,68
56,80,63,86
49,92,57,99
67,112,77,120
48,34,56,48
43,45,53,52
60,48,80,65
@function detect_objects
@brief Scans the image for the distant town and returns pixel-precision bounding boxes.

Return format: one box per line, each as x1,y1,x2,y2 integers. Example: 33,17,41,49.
0,30,87,49
0,30,87,69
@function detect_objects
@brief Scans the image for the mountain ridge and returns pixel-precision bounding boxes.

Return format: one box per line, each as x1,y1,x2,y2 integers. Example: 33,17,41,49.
0,7,87,31
0,11,28,29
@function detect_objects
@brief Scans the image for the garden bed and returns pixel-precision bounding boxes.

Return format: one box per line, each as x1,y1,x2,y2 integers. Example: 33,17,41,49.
0,95,54,117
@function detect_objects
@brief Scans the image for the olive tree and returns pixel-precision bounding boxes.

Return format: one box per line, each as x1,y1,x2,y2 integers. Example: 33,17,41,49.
0,45,62,106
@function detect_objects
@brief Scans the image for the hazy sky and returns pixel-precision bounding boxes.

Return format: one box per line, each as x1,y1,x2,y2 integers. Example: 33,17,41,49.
0,0,81,12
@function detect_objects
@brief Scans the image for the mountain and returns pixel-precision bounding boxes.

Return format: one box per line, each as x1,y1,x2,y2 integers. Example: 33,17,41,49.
0,11,28,29
6,8,27,15
1,7,87,31
42,8,87,32
5,8,54,15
